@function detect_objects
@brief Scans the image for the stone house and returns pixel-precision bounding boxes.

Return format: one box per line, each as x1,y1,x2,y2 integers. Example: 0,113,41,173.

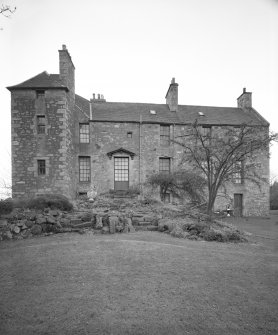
7,45,269,216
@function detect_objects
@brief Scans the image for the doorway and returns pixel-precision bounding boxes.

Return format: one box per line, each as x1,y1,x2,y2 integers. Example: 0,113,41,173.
114,157,129,191
234,193,243,217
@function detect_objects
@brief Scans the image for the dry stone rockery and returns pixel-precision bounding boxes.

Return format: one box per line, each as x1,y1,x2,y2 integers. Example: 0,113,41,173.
0,207,160,242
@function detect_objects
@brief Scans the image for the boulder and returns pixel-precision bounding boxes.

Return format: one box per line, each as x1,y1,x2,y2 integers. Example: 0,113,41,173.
36,215,47,225
46,216,56,224
0,219,8,228
13,226,20,234
109,216,118,234
123,218,136,233
101,226,110,234
59,218,71,227
49,210,59,217
3,231,13,240
21,229,32,239
31,224,42,235
95,215,103,229
16,219,27,227
25,220,34,228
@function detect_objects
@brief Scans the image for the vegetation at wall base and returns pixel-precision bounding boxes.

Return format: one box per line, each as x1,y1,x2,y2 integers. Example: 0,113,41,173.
12,194,73,211
0,199,13,215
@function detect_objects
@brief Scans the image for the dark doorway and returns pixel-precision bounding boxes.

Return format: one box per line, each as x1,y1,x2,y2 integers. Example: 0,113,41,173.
114,157,129,191
234,193,243,217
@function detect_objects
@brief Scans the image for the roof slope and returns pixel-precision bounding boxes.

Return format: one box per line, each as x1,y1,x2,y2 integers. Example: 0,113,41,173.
7,71,68,91
75,94,268,126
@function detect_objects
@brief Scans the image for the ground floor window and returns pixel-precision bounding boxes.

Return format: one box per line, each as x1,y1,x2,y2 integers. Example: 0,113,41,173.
159,157,170,174
79,156,91,182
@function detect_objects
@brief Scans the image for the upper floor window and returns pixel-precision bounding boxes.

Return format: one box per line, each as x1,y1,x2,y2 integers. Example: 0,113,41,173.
37,115,46,134
36,90,45,98
160,125,170,146
79,123,89,143
201,126,211,137
127,132,133,138
159,157,170,174
233,160,244,184
79,156,91,182
37,160,46,175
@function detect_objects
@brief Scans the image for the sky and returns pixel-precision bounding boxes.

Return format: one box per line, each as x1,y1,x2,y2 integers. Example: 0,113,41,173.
1,0,278,195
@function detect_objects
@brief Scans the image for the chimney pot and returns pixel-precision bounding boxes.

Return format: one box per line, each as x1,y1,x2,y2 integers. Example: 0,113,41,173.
62,44,67,50
243,87,246,93
171,77,175,84
93,93,95,99
98,94,100,99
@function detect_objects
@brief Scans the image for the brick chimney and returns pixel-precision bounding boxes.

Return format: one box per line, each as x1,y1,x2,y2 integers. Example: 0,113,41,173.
59,44,75,95
237,87,252,108
165,78,178,112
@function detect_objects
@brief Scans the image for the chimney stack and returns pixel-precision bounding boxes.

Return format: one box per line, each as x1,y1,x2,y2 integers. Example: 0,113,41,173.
90,93,106,103
59,44,75,96
165,77,178,112
237,87,252,109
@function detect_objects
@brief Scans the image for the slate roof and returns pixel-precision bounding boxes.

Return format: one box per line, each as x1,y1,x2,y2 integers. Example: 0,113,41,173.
75,94,268,126
7,71,68,91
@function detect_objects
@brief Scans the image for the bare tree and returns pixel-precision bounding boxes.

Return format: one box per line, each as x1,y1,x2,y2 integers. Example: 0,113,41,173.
174,122,278,217
0,4,16,17
0,178,12,199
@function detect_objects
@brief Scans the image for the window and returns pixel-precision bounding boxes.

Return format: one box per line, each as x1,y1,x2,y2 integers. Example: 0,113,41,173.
37,160,46,175
114,157,129,182
79,156,90,182
160,125,170,146
36,90,45,98
127,132,132,138
233,161,244,184
159,158,170,174
79,123,89,143
201,126,211,137
37,115,46,134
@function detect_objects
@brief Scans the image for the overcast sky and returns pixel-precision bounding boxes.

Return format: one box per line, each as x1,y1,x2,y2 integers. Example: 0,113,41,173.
1,0,278,193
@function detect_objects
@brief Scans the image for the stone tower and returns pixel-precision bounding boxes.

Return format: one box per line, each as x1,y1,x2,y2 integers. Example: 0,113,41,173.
7,45,77,199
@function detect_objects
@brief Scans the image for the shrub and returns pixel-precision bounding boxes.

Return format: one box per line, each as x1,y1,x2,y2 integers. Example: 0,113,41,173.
203,228,228,242
0,199,13,216
14,194,73,211
146,170,206,203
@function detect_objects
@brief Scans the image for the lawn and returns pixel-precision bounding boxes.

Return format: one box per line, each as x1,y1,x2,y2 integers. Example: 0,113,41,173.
0,214,277,335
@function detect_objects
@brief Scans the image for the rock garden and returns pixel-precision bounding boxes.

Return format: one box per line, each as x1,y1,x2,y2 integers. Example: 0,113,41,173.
0,194,247,242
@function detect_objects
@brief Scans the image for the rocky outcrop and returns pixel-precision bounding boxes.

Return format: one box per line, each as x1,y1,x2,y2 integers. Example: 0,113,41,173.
0,204,160,242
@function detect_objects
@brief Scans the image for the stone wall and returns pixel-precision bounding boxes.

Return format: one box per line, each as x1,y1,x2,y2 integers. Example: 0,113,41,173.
11,89,76,199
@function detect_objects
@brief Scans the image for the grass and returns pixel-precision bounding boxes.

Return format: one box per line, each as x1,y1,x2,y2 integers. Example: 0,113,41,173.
0,214,277,335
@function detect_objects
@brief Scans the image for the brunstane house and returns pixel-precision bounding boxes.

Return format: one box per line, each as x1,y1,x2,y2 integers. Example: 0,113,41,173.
7,45,270,216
